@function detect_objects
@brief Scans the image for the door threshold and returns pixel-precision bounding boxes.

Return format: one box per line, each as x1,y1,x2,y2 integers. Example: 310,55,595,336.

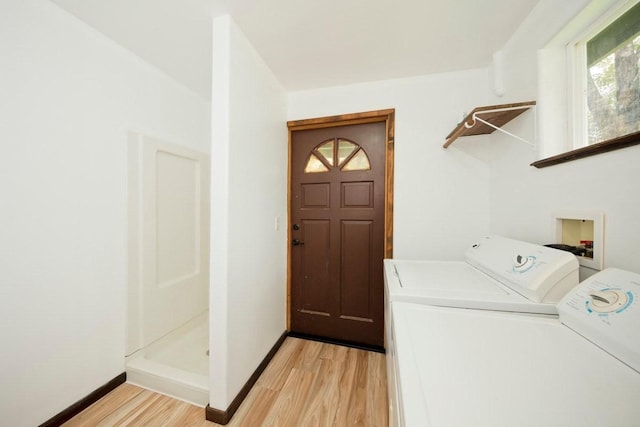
287,331,385,354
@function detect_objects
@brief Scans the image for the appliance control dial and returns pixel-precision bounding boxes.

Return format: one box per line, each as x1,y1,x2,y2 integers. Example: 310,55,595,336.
588,289,630,313
512,254,536,272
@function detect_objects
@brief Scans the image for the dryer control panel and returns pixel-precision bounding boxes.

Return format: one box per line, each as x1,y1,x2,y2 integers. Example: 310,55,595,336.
559,268,640,373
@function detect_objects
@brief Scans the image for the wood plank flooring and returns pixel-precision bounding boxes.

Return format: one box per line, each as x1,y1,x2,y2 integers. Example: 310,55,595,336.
63,337,388,426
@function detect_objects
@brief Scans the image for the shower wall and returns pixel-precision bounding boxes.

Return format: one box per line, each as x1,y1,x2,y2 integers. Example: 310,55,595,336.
127,132,210,355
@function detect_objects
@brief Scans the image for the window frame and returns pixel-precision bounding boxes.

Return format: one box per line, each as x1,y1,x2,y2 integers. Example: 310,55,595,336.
572,0,640,148
568,22,589,152
533,0,640,168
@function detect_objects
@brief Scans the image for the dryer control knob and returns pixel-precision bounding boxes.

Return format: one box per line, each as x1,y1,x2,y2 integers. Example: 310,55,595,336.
589,290,629,313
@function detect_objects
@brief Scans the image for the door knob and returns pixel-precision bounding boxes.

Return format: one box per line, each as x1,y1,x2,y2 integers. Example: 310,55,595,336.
292,239,304,246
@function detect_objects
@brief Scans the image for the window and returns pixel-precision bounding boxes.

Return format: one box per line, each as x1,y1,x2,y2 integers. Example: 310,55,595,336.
303,139,371,173
576,1,640,147
532,0,640,168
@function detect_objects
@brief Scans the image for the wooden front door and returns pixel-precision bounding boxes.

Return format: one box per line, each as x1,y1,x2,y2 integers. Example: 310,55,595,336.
289,114,392,349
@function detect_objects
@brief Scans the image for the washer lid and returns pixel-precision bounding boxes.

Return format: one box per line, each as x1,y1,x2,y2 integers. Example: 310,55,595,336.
392,302,640,427
385,260,557,314
394,260,509,294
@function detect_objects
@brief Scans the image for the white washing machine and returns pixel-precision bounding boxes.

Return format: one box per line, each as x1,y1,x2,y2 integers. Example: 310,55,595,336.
384,235,580,315
390,268,640,426
384,235,580,425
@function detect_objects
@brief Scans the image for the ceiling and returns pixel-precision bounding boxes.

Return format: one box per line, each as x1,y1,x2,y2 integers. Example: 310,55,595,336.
50,0,540,99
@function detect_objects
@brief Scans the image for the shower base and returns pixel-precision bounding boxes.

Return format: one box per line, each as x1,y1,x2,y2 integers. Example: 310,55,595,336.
126,311,209,407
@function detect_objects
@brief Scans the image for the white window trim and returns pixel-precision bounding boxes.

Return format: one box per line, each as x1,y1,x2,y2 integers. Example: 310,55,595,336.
568,27,588,151
537,0,631,159
568,0,639,150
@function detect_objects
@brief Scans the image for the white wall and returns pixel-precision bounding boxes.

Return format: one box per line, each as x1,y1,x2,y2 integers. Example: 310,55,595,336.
0,1,210,426
210,15,288,409
487,0,640,275
288,70,492,259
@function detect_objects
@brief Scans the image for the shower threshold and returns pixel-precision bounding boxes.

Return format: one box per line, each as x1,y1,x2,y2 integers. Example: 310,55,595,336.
126,311,208,407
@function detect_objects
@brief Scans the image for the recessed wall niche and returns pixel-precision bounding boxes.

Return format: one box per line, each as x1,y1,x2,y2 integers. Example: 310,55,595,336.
553,211,604,270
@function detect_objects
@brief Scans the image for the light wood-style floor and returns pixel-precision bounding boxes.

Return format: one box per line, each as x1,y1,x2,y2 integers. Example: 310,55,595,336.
63,337,388,426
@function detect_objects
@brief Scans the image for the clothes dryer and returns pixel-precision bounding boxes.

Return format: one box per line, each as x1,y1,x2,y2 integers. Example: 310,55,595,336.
390,268,640,426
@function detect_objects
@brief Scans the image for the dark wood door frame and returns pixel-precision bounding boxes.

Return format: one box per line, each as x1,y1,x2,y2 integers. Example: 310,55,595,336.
286,108,395,331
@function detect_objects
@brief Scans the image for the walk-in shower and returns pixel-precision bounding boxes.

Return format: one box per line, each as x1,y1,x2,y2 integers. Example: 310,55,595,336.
125,132,210,406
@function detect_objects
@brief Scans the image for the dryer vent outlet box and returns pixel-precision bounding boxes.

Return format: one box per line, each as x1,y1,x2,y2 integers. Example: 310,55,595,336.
553,211,604,271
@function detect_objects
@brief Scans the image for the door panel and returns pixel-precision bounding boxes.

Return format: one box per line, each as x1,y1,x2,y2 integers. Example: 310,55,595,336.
300,219,331,314
340,220,373,320
290,121,386,347
301,183,330,208
341,181,374,208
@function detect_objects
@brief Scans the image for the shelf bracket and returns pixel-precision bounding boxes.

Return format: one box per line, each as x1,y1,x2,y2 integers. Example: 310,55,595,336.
465,105,536,148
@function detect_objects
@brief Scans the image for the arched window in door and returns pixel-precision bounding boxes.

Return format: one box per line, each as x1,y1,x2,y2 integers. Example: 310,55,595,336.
304,139,371,173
